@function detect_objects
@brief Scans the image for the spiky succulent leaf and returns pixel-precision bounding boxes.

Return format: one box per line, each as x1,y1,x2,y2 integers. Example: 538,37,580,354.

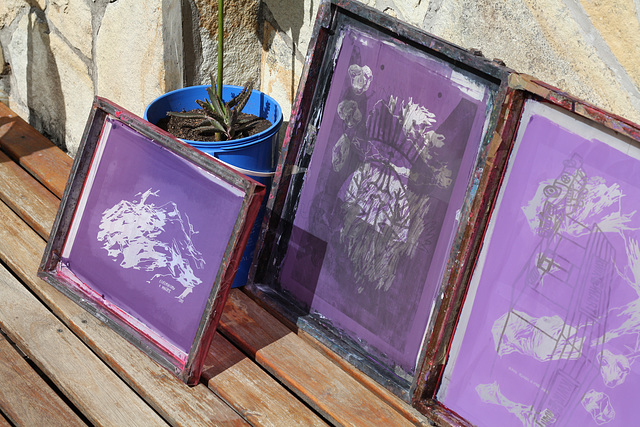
233,119,261,134
214,86,229,120
226,84,248,110
172,79,262,140
205,84,216,105
194,124,226,134
225,104,233,125
196,99,213,112
229,105,240,129
204,99,219,114
236,115,262,125
196,99,227,126
204,79,227,120
226,81,253,113
201,90,224,122
167,111,208,119
193,118,214,128
234,81,254,113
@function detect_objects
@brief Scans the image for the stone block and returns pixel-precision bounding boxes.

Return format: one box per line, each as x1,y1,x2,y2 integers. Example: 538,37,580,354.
0,44,7,106
262,0,318,53
191,0,261,86
259,0,322,119
259,0,640,125
50,32,94,156
424,0,640,123
24,9,67,149
6,10,29,115
96,0,182,116
579,0,640,92
7,9,67,149
0,0,29,29
47,0,93,58
260,21,300,121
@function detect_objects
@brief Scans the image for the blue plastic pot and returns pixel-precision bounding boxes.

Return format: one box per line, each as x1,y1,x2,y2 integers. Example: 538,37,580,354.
144,85,282,173
144,85,283,287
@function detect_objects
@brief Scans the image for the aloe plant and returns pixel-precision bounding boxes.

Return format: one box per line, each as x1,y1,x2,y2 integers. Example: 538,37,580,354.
167,78,260,141
167,1,262,141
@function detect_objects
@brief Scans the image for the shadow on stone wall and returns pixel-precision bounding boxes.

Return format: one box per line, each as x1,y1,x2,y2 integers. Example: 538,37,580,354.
259,1,306,103
182,0,202,86
27,5,66,152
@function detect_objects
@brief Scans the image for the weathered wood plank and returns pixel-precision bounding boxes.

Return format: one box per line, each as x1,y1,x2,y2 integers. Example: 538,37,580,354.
0,334,87,426
298,329,433,426
0,102,72,198
0,251,166,426
220,290,419,426
0,149,58,239
203,333,328,427
0,413,11,427
0,106,316,425
0,200,247,426
0,102,423,426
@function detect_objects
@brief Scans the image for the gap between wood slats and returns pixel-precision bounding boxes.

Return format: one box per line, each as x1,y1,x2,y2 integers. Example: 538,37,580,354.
0,120,325,426
0,331,88,426
0,149,58,240
202,333,329,427
0,411,13,427
1,103,430,427
218,290,421,426
0,256,167,426
0,199,247,426
0,102,72,198
239,288,431,425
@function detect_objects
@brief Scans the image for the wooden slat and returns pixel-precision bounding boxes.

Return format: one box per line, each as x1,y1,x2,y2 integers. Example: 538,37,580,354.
0,115,253,426
0,200,247,426
0,102,72,198
298,329,433,426
0,102,424,426
0,107,311,426
0,246,166,426
0,109,248,425
0,149,58,239
0,413,12,427
220,290,419,426
0,334,87,426
203,333,328,427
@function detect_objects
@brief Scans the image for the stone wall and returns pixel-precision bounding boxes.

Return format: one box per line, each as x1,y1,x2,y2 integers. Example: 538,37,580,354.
0,0,639,155
0,0,182,155
261,0,640,126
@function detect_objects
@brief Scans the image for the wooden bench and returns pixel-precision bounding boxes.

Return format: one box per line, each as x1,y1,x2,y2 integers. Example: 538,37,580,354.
0,102,431,426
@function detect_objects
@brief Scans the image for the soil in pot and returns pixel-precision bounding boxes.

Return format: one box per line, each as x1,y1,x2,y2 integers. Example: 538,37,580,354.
156,109,272,142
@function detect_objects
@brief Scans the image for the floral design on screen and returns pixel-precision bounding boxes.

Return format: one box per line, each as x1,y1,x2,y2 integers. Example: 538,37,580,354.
97,189,205,302
334,62,450,293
